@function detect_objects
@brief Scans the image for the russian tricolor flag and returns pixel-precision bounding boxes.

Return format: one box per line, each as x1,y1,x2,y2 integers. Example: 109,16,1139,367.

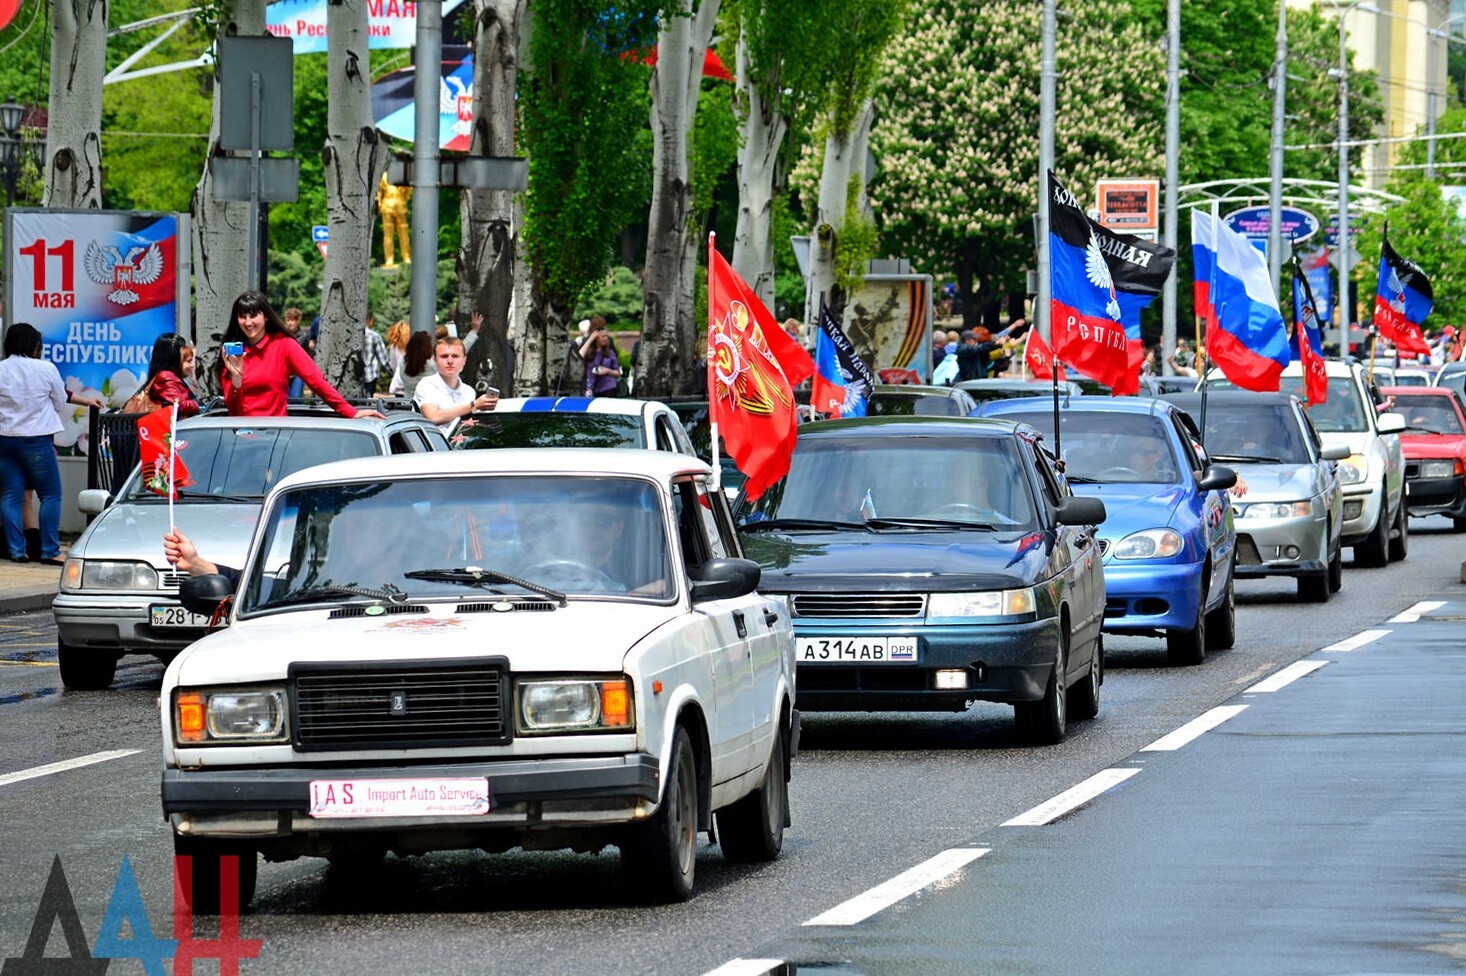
1191,211,1289,392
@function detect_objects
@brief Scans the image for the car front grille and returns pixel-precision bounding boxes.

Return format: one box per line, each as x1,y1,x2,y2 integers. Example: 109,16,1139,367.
160,571,188,589
291,658,510,751
1097,539,1111,558
790,593,926,618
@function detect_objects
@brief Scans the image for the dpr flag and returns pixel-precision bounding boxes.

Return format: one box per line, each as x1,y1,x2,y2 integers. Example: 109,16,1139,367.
1291,256,1328,405
810,299,874,418
1373,228,1433,359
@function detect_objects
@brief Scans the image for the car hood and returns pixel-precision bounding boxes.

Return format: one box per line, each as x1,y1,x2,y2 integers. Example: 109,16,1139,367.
1399,432,1466,459
1073,483,1185,537
168,602,684,687
743,530,1049,592
73,500,262,569
1316,430,1375,456
1223,462,1323,502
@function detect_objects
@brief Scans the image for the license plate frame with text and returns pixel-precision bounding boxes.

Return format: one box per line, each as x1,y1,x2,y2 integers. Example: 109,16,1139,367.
308,777,491,818
149,604,212,629
796,636,918,664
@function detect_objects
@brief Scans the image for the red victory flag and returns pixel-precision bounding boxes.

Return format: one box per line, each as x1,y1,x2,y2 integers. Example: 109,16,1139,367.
707,239,814,500
1024,327,1066,382
136,405,193,500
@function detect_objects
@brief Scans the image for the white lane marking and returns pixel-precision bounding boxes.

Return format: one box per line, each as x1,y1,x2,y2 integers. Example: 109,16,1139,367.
1141,705,1249,752
0,749,141,788
1245,659,1329,694
803,848,989,927
1322,629,1391,653
1001,767,1142,826
1389,601,1446,624
699,960,786,976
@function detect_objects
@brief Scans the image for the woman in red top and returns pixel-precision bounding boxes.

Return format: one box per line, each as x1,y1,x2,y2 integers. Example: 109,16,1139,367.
140,334,201,417
217,291,384,419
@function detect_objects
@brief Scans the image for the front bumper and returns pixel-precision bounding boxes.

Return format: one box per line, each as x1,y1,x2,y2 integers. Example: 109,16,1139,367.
1098,560,1204,633
163,754,661,839
1233,512,1329,579
1404,472,1466,518
1339,483,1384,546
791,615,1059,711
53,592,201,656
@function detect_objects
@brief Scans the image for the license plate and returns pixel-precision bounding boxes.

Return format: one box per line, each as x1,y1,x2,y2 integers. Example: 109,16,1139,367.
308,777,491,818
797,636,918,664
149,604,211,629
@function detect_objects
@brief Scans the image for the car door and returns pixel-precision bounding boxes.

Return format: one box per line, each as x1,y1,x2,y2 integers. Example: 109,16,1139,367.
1171,412,1233,603
672,477,755,780
1030,439,1101,656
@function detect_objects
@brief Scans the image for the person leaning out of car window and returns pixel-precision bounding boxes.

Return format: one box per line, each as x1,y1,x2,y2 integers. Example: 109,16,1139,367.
414,336,499,435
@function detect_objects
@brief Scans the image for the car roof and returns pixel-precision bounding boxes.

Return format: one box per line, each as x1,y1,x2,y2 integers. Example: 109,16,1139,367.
980,395,1180,417
870,384,964,397
797,415,1023,437
177,411,428,431
1165,391,1298,409
1383,385,1456,397
271,447,710,493
493,396,658,416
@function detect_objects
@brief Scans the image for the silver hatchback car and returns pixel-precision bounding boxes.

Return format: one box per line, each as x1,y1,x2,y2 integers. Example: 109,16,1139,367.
1168,392,1347,602
54,408,448,689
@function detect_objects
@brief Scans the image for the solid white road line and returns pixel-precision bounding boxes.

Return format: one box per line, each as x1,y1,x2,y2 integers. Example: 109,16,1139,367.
1389,601,1447,624
803,848,990,927
0,749,141,788
1141,704,1249,752
1245,659,1329,694
1001,767,1142,827
699,960,786,976
1322,629,1391,653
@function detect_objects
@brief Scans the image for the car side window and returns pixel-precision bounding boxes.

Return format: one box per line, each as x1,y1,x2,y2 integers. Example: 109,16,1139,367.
1031,442,1065,509
671,479,712,573
1300,408,1325,458
389,431,420,454
655,416,679,453
1171,417,1203,473
692,483,731,560
707,486,745,558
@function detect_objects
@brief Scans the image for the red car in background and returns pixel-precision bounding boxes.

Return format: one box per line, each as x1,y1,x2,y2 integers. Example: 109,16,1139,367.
1384,386,1466,532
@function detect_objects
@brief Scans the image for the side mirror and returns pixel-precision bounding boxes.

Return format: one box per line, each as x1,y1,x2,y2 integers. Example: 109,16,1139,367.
1320,444,1351,462
1056,496,1106,526
690,557,762,602
1197,464,1238,493
179,574,234,618
77,489,112,515
1376,411,1406,434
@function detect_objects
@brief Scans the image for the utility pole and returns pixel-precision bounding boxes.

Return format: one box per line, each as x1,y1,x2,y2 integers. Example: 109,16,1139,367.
1268,0,1287,293
410,0,442,335
1037,0,1056,343
1162,0,1180,375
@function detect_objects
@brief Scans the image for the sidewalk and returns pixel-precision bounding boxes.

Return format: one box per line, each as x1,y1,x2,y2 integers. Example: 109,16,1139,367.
0,557,62,615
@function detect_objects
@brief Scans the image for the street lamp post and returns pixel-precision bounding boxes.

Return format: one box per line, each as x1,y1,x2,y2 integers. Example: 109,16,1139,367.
1333,2,1378,351
0,100,24,206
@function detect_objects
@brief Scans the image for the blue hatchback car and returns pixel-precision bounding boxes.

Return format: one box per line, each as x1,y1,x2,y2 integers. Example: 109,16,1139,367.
738,417,1107,744
978,397,1238,665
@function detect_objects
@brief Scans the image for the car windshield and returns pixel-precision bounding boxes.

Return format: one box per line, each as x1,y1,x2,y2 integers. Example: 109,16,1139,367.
1209,376,1368,432
867,394,962,417
240,475,673,613
1189,405,1312,463
122,426,378,501
1438,367,1466,398
452,412,645,449
1000,411,1182,484
1393,396,1464,434
749,434,1037,529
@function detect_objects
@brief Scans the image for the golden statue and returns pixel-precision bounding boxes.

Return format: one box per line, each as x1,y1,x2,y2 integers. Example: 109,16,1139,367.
377,173,412,268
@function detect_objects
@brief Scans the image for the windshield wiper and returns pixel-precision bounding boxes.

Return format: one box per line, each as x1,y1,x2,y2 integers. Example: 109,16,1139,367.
1062,475,1100,484
740,518,870,533
403,567,568,606
1210,453,1282,464
865,517,1001,530
172,489,261,503
261,580,409,610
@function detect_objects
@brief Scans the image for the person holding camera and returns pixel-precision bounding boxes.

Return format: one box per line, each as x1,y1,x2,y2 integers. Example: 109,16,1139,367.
581,318,622,397
218,291,384,420
415,336,499,435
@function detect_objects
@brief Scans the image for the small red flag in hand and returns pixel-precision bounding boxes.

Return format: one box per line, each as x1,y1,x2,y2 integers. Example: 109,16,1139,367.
136,407,193,499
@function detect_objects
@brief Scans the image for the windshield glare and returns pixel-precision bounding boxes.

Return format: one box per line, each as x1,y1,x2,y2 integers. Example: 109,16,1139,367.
124,426,377,501
1394,396,1465,434
1002,412,1182,484
1211,376,1367,432
751,435,1037,528
241,475,673,612
1192,406,1312,463
452,413,644,449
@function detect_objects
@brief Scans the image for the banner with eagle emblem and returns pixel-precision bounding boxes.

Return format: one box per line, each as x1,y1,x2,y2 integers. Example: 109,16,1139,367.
1291,254,1329,406
1373,227,1433,359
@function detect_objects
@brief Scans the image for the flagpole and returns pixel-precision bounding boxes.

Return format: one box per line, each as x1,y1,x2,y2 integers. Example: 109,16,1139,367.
167,400,178,529
707,232,721,494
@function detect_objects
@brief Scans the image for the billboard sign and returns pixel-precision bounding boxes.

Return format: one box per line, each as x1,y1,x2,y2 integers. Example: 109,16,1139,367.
266,0,468,54
1222,205,1320,243
4,209,187,451
1095,180,1159,233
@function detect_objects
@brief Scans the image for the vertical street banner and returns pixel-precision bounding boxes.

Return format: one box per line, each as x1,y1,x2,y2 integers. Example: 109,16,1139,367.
4,209,187,451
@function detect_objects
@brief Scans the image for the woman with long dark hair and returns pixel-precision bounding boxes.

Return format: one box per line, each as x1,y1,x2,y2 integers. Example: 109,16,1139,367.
217,290,383,419
389,329,437,400
0,323,103,563
135,333,201,417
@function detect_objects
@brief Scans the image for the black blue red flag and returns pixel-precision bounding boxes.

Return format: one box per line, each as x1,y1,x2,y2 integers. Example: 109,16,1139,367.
1373,228,1432,359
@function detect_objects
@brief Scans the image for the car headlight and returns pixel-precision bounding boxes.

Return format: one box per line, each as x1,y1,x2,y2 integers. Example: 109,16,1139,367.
1111,528,1184,559
927,588,1036,617
1419,459,1459,479
1337,454,1368,485
1239,500,1315,520
71,559,159,591
516,677,633,734
174,687,288,745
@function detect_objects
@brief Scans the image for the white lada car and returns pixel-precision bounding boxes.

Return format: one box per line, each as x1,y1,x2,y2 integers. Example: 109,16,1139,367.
160,449,796,910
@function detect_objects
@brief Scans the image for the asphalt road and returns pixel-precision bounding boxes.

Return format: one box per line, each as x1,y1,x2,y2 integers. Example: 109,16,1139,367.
0,518,1462,975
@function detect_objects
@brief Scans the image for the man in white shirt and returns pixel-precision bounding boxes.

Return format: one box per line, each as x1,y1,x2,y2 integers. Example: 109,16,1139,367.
414,336,498,435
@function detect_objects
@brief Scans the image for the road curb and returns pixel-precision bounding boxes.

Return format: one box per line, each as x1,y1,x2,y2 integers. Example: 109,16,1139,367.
0,589,56,615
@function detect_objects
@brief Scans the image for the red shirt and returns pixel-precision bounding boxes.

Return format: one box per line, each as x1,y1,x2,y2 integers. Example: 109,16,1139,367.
221,331,356,418
147,370,200,418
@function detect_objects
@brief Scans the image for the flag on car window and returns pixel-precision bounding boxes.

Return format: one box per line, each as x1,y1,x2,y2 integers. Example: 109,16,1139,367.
707,237,814,500
1047,172,1173,395
136,405,192,500
1373,227,1433,359
1291,255,1328,406
1191,210,1289,392
811,298,873,419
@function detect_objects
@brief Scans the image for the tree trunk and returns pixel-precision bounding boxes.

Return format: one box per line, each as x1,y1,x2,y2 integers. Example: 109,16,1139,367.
191,1,267,393
804,99,873,327
637,0,719,400
44,0,106,209
730,35,786,311
458,0,526,396
318,0,389,401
